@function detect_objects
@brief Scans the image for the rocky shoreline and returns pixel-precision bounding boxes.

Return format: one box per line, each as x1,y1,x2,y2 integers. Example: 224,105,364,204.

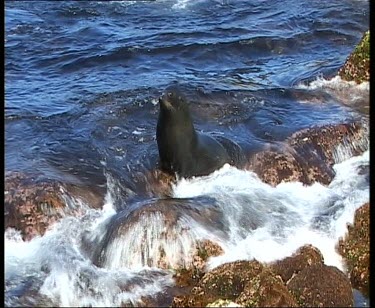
4,31,369,307
161,201,369,307
165,30,370,308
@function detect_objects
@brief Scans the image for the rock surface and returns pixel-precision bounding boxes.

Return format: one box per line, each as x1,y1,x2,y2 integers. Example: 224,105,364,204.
247,121,368,186
339,31,370,83
206,299,243,307
172,260,298,307
337,203,369,295
170,245,356,308
287,263,354,307
270,245,324,284
4,171,104,241
174,240,225,288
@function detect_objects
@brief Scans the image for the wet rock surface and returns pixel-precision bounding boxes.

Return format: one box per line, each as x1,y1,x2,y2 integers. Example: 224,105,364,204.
141,239,225,307
337,203,369,296
4,171,104,241
172,260,298,307
173,240,225,288
339,31,370,83
270,245,324,284
287,264,354,307
246,121,368,186
85,197,226,270
170,245,356,308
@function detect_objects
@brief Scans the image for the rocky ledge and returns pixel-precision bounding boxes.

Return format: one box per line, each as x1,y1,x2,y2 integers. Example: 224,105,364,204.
339,31,370,83
4,172,104,241
337,203,369,296
246,121,368,186
170,244,354,307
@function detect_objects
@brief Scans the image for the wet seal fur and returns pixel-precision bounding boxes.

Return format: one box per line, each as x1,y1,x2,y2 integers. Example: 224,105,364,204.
156,85,246,178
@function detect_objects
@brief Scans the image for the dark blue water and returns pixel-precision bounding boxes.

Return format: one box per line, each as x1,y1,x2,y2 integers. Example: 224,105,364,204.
5,0,370,306
5,0,369,183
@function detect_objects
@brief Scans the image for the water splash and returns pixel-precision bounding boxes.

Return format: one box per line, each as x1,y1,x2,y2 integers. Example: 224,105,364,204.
296,76,369,114
102,212,208,270
5,180,175,307
332,123,369,163
172,150,369,271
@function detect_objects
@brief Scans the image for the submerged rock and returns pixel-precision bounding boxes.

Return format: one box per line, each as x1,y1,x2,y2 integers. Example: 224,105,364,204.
247,121,368,186
287,263,354,307
339,31,370,83
337,203,369,295
4,171,104,241
85,197,226,270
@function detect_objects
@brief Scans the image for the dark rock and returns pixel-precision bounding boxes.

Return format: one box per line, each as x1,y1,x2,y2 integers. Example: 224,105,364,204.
339,31,370,83
337,203,369,295
247,121,368,186
287,263,354,307
270,245,324,283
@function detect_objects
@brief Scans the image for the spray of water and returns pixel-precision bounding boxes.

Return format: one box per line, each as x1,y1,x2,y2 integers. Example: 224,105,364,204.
172,150,369,271
296,75,369,114
5,178,175,307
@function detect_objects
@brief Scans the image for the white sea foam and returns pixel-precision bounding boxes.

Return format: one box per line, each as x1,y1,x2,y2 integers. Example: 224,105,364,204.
296,75,369,113
172,0,191,9
172,150,369,271
298,75,369,91
102,212,220,270
4,180,174,307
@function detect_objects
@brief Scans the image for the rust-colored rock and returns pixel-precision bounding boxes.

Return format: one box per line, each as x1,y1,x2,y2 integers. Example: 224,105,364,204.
5,172,66,241
247,121,368,186
270,245,324,283
337,203,369,295
287,263,354,307
4,171,104,241
172,260,297,307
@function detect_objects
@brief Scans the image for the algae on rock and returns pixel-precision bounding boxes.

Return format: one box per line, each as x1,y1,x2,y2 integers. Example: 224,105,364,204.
339,31,370,83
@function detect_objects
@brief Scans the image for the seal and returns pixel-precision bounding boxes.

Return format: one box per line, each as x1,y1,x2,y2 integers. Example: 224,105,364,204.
157,85,244,178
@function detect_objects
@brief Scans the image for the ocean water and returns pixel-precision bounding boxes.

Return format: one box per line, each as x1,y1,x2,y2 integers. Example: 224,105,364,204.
5,0,369,307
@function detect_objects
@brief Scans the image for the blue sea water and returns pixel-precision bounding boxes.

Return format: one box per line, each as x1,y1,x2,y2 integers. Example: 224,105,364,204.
5,0,369,307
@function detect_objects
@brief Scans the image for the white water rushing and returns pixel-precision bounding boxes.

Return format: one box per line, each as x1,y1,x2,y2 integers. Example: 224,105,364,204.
174,150,369,270
5,150,369,307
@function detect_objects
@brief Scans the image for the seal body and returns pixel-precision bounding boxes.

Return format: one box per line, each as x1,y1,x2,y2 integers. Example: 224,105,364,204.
156,86,231,178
